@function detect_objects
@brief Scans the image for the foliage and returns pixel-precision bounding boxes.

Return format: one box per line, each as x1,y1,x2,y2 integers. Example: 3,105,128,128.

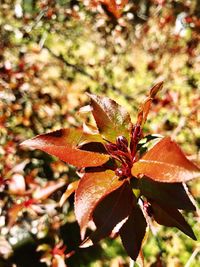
1,0,200,266
21,83,200,264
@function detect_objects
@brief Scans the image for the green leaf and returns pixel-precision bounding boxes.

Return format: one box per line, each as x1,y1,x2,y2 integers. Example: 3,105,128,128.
21,128,109,168
119,205,147,260
75,170,123,239
150,201,196,240
88,94,132,143
132,137,200,182
139,177,196,211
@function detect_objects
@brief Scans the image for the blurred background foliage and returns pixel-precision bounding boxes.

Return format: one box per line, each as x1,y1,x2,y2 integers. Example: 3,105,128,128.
0,0,200,266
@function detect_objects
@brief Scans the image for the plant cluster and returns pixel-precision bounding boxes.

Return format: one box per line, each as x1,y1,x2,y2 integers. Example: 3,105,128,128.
1,1,200,266
21,82,200,264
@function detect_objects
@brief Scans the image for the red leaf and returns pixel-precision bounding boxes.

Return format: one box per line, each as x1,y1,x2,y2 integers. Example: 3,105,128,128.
8,203,24,228
100,0,128,19
75,170,122,239
132,137,200,182
119,205,147,261
139,177,196,211
137,82,163,125
59,180,79,207
88,94,132,143
33,179,66,200
87,181,136,244
149,82,163,98
52,255,66,267
150,201,196,240
21,128,109,168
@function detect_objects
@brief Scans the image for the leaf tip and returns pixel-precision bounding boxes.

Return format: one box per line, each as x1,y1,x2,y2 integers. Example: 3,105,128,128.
79,237,93,248
80,228,87,241
86,92,95,101
150,81,164,98
20,135,47,149
19,138,36,149
189,230,197,241
193,234,197,241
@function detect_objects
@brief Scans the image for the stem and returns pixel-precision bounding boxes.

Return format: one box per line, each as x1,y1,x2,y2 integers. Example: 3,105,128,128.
139,198,165,256
185,246,200,267
129,259,135,267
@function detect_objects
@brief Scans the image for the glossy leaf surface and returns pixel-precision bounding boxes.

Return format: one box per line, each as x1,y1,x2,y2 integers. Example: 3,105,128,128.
139,177,196,210
150,201,196,240
59,180,79,207
132,137,200,182
89,181,135,243
119,205,147,260
21,128,109,168
88,94,132,143
75,170,122,239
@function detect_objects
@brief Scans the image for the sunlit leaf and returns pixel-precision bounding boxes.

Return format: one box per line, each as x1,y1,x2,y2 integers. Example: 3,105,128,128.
59,180,79,207
119,205,147,261
75,170,122,239
88,94,132,143
9,173,26,195
33,179,66,200
139,177,196,210
86,181,135,244
11,159,29,173
37,244,51,252
8,203,24,228
52,255,66,267
132,137,200,182
150,201,196,240
137,82,163,125
141,98,152,125
149,82,163,98
21,128,109,168
99,0,128,19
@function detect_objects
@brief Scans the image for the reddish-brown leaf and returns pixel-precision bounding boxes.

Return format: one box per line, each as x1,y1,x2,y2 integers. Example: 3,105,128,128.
119,205,147,261
88,94,132,143
8,203,24,228
52,255,66,267
150,201,196,240
137,82,163,125
87,181,136,244
141,98,152,125
149,82,163,98
59,180,79,207
132,137,200,182
75,170,122,239
139,177,196,210
99,0,128,19
33,179,66,200
21,128,109,168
